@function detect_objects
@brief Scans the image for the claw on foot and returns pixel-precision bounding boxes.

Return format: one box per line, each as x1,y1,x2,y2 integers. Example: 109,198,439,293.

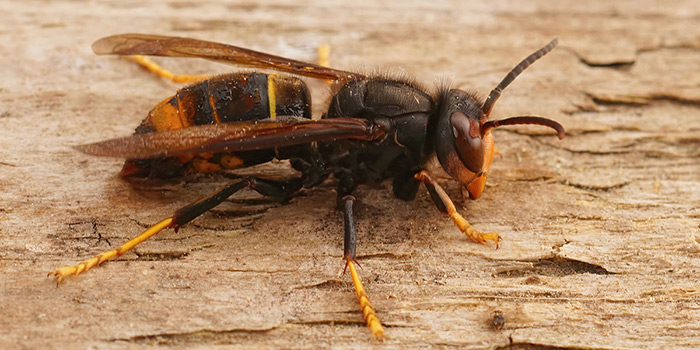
50,249,113,285
414,171,501,248
450,210,500,247
49,266,79,285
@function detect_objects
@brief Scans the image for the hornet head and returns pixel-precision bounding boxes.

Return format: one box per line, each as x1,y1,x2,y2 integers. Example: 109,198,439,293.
432,39,565,199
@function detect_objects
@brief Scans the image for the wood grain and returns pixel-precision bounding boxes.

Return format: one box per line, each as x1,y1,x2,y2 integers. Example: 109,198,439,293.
1,1,698,349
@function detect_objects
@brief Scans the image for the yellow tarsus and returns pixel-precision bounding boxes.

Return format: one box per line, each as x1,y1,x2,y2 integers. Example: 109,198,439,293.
347,259,384,338
448,211,500,247
414,171,499,247
51,217,175,284
128,55,208,84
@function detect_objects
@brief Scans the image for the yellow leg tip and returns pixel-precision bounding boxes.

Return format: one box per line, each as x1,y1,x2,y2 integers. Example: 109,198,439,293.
480,232,500,243
50,265,77,283
370,323,385,338
478,232,501,249
58,265,78,276
346,259,385,338
51,218,175,285
449,212,500,247
50,263,91,285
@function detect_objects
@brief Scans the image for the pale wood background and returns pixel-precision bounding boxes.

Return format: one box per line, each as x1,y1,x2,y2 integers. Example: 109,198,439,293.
1,1,699,349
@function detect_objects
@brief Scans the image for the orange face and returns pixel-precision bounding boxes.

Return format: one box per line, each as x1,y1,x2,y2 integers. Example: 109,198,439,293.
431,88,562,201
464,131,494,199
430,39,564,200
431,122,494,199
431,89,496,198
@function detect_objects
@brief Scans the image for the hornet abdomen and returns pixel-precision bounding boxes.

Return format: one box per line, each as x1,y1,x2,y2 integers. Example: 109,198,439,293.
123,72,312,178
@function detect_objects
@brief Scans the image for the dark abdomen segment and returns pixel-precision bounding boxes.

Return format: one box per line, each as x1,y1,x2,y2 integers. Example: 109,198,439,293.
137,72,311,132
122,73,312,178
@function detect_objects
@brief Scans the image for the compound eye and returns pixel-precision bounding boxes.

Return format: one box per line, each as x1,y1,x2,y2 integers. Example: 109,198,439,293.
451,112,484,174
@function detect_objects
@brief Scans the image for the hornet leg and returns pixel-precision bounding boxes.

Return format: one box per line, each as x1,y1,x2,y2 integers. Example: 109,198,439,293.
341,195,384,338
128,55,209,83
316,44,335,87
50,177,302,284
415,171,499,247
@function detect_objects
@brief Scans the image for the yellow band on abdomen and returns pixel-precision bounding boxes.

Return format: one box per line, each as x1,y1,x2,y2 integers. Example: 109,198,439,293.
267,74,277,120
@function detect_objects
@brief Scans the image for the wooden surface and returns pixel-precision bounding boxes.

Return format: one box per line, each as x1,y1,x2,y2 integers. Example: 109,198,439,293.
1,1,699,349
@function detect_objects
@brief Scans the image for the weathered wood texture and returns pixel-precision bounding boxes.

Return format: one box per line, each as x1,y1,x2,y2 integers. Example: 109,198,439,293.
1,1,698,349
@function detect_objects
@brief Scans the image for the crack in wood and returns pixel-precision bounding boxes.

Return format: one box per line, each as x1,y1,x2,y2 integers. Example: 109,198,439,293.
561,180,631,192
559,47,635,71
294,279,349,290
547,214,605,221
497,342,594,350
559,147,631,155
217,267,300,274
567,41,700,73
109,326,277,345
588,93,700,108
209,206,276,217
133,251,189,261
494,257,611,278
290,318,370,326
64,218,112,246
637,43,700,54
